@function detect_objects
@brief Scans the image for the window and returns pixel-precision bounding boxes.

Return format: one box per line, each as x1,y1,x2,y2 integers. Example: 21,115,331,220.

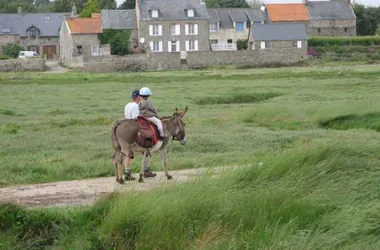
236,22,244,31
227,39,233,44
344,27,348,32
210,39,218,45
77,45,82,55
151,10,158,18
28,46,38,52
185,24,198,35
209,23,218,32
171,24,180,35
2,28,10,33
297,41,302,48
150,41,163,52
168,41,180,52
44,15,50,21
260,41,266,49
91,45,99,56
317,28,321,34
187,9,194,18
186,40,198,51
149,25,162,36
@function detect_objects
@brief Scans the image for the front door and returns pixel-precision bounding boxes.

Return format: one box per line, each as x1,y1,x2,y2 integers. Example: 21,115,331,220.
42,45,57,59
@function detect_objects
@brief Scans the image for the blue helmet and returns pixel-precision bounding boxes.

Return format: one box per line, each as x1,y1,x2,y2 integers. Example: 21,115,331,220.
139,87,152,96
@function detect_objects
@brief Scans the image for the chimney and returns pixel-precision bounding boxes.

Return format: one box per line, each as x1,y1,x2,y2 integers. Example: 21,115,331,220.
303,0,309,5
347,0,351,4
72,4,77,17
17,7,22,14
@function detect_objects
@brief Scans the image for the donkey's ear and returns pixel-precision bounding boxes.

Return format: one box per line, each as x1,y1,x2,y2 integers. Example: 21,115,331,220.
173,107,179,116
180,106,188,118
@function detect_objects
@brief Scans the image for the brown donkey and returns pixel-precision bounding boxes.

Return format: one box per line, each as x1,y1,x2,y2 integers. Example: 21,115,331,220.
111,107,188,183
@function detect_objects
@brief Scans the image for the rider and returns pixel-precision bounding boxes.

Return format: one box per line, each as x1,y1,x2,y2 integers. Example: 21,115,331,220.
138,87,168,138
123,89,141,180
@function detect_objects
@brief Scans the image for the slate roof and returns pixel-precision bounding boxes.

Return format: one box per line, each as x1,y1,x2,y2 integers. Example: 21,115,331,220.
266,4,309,22
101,9,137,29
0,12,66,36
139,0,209,20
252,23,308,41
207,8,266,28
67,15,102,34
306,1,356,20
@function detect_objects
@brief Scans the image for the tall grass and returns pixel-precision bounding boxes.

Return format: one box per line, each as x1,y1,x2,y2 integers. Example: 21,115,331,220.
309,36,380,46
1,139,380,249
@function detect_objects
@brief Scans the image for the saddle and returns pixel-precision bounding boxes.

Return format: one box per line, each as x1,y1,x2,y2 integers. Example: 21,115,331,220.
135,116,160,148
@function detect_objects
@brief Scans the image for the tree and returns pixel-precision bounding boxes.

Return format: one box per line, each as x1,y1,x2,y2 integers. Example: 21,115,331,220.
247,0,264,8
99,29,131,55
99,0,117,9
0,0,37,13
205,0,220,8
79,0,100,17
353,4,380,36
218,0,249,8
118,0,135,9
50,0,84,13
2,43,24,58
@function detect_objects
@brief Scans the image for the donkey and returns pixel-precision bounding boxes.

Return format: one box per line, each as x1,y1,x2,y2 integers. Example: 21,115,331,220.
111,107,188,184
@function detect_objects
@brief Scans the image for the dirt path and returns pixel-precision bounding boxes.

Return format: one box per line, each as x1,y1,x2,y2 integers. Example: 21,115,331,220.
0,167,227,208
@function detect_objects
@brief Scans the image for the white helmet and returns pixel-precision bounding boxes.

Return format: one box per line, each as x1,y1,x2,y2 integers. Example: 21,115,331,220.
139,87,152,96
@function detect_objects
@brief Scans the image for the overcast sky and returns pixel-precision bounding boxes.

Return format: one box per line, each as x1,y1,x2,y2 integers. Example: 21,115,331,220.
115,0,380,7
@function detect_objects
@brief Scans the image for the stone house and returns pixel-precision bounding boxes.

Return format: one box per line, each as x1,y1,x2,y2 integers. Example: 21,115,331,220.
249,23,308,61
207,8,266,51
59,13,103,67
136,0,210,53
305,0,356,37
265,4,309,24
0,7,66,59
101,9,139,49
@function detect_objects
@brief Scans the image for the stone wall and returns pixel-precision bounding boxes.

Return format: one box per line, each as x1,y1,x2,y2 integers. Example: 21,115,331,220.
0,58,46,72
83,43,307,72
308,19,356,37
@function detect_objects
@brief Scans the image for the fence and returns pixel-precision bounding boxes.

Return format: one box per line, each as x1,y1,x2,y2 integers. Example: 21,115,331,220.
211,43,237,51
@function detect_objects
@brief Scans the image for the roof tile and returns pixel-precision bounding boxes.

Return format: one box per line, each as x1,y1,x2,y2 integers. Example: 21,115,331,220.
266,4,309,22
67,16,102,34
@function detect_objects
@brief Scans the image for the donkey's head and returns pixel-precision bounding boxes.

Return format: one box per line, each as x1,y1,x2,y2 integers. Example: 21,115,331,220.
167,107,188,145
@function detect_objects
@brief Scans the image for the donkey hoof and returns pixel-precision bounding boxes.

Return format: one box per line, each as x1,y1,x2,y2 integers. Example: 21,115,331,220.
116,178,125,184
138,178,144,183
167,175,173,180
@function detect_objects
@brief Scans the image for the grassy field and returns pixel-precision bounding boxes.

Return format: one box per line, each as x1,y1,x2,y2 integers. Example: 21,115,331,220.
1,64,380,249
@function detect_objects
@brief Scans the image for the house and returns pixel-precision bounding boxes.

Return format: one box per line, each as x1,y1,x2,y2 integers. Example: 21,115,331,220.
59,12,103,66
0,7,66,59
249,23,308,59
208,8,266,51
101,9,139,48
136,0,210,53
265,4,309,23
305,0,356,36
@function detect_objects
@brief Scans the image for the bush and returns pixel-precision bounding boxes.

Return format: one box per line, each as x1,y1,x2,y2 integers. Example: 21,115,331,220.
99,29,132,55
237,39,248,50
0,55,10,60
308,36,380,47
1,43,23,58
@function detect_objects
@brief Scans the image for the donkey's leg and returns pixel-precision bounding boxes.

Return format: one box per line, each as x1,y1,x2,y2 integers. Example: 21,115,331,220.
139,152,150,183
160,149,172,180
113,151,125,184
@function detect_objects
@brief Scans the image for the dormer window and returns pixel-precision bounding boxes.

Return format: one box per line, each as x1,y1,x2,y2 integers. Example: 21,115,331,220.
44,15,50,21
2,28,10,33
187,9,194,18
151,10,158,18
27,26,40,40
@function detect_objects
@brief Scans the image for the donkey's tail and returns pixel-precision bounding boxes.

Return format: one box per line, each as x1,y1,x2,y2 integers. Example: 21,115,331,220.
111,120,126,163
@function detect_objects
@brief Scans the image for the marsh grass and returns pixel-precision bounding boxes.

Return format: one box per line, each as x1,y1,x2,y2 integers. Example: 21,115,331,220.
194,92,282,105
319,112,380,132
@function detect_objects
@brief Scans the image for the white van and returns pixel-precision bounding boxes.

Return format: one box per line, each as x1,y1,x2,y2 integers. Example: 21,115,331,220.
18,51,39,59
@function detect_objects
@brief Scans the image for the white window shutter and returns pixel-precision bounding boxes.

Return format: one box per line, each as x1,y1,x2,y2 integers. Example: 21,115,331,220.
159,41,163,52
261,41,265,49
297,41,302,48
194,24,198,35
159,25,162,36
149,25,153,36
168,41,172,52
185,24,189,35
194,40,199,51
175,24,180,35
185,41,189,51
176,41,180,52
150,41,154,51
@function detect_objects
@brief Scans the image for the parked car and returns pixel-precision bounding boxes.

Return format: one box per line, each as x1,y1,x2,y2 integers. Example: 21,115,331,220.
18,51,39,59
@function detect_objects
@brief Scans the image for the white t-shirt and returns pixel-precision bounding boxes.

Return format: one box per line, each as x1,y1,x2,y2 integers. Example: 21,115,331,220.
124,102,139,119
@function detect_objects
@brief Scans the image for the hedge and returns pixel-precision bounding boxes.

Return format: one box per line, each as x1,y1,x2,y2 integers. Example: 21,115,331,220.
308,36,380,47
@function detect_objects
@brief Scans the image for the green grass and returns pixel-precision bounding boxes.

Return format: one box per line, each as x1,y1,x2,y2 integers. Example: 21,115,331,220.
1,63,380,249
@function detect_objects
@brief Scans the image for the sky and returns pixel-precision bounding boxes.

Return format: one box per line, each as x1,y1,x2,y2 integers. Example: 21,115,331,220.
115,0,380,7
